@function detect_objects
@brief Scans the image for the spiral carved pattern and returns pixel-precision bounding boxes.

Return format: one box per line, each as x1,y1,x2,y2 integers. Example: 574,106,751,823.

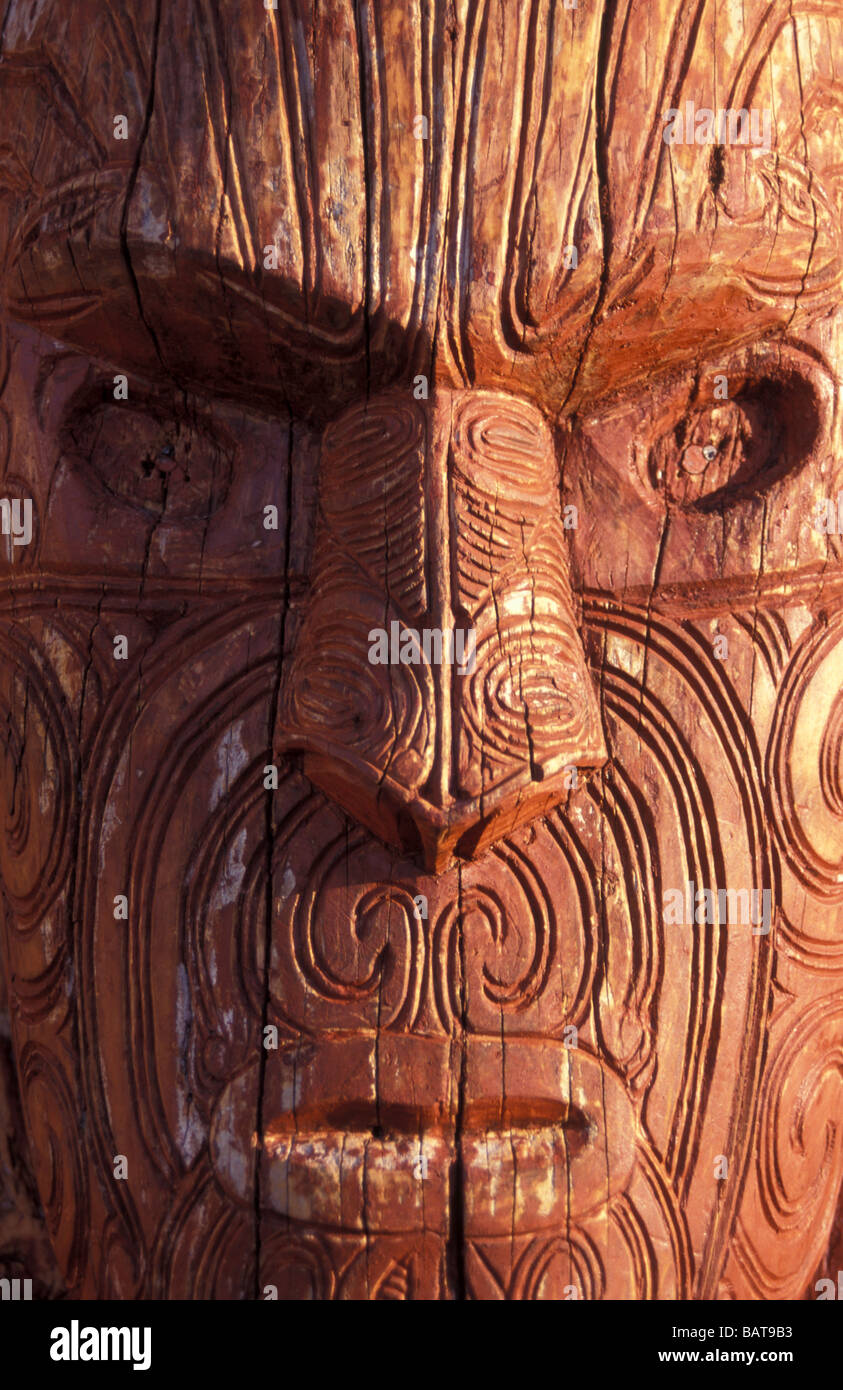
282,388,605,833
0,626,75,927
1,0,843,1306
819,692,843,821
767,610,843,898
261,782,596,1037
729,997,843,1299
284,590,436,788
459,565,594,780
319,398,428,618
0,574,840,1300
450,393,558,607
17,1042,89,1291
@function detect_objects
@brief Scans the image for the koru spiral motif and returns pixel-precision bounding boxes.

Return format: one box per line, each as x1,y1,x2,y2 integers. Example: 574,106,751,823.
0,0,842,1304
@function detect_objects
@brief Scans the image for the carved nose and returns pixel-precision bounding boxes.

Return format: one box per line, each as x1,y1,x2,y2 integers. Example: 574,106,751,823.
278,388,606,873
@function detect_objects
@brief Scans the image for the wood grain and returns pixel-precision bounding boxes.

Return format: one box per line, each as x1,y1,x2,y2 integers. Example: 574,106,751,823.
0,0,841,1300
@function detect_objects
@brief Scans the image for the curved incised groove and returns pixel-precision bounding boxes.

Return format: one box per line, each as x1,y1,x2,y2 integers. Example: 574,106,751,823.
279,387,606,872
1,0,843,1309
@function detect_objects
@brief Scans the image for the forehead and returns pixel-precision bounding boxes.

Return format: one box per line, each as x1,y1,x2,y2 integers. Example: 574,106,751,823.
1,1,843,419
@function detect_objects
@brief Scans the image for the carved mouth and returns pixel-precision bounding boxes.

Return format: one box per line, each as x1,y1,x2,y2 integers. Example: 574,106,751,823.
276,1096,593,1141
209,1039,636,1238
257,1123,594,1238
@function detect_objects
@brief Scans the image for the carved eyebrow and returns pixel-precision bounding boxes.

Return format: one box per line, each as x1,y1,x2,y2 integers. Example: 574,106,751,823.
29,346,256,447
577,338,835,428
4,236,335,418
0,54,110,173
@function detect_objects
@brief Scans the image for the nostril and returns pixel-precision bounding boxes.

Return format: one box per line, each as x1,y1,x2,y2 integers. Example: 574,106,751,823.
395,810,423,858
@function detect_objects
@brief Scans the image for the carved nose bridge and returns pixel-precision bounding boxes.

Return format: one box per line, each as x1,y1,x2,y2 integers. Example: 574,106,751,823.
278,388,607,873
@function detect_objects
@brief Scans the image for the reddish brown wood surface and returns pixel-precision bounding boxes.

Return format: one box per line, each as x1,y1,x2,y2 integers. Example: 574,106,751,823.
0,0,842,1300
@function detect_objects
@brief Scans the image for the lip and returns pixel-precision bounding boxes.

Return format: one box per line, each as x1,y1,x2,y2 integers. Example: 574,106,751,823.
210,1038,636,1237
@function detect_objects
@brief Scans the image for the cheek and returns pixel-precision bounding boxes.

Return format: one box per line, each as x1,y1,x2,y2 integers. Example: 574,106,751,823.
0,633,76,922
768,614,843,913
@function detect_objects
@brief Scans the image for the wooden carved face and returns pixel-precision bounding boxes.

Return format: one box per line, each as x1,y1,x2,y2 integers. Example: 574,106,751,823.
0,0,842,1300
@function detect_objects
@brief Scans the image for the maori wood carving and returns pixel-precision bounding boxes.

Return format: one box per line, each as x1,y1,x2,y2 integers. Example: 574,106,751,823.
0,0,842,1302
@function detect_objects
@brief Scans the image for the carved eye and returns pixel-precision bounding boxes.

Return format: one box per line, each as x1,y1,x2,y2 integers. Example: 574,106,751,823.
61,398,234,521
642,372,822,510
